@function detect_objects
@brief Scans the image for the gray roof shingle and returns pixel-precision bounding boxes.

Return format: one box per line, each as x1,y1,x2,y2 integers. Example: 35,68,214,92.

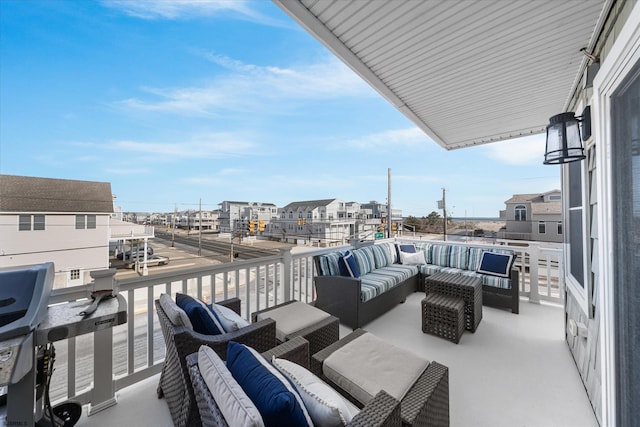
0,174,114,213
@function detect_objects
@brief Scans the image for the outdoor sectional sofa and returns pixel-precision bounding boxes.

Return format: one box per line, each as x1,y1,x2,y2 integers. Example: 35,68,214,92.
313,241,519,329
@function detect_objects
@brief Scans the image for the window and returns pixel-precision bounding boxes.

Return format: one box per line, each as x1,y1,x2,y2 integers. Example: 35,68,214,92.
558,222,563,235
538,221,546,234
19,215,31,231
19,215,45,231
549,195,561,201
76,214,97,229
568,160,585,288
514,205,527,221
33,215,45,230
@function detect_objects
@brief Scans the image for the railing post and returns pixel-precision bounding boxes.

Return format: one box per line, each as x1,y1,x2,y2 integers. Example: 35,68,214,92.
89,269,118,415
529,243,540,304
281,248,292,302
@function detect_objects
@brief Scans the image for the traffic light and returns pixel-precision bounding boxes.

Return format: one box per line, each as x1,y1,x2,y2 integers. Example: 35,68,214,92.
392,222,397,232
258,220,265,232
249,220,255,233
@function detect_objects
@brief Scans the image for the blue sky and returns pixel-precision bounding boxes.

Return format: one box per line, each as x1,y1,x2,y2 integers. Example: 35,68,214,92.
0,0,559,218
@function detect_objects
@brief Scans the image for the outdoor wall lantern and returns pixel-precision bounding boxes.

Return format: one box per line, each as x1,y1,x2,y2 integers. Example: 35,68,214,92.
543,106,591,165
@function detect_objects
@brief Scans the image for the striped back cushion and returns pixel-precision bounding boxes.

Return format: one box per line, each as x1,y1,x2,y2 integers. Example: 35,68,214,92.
467,247,484,271
431,244,450,267
316,252,342,276
381,242,399,264
371,244,392,268
449,245,468,269
352,247,375,275
414,242,433,264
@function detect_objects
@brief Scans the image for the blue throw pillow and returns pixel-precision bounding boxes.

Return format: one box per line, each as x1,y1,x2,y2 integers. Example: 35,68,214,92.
226,342,312,427
398,244,416,253
175,293,224,335
338,251,360,278
477,251,516,278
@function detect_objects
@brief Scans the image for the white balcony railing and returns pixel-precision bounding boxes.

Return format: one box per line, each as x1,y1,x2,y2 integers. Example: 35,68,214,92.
42,239,562,414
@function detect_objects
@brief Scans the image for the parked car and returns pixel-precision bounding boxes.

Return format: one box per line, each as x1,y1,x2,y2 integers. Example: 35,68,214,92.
124,254,169,269
116,246,154,260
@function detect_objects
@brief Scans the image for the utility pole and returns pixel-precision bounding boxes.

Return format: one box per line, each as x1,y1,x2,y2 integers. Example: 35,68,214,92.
442,187,447,241
171,204,176,247
198,198,202,256
387,168,392,238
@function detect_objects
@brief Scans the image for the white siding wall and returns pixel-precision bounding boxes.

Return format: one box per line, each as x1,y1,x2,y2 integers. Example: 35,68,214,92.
0,213,110,287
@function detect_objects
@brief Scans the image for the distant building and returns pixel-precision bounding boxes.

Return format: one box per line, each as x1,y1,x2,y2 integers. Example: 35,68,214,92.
0,174,114,287
218,201,278,234
498,190,562,243
273,199,402,246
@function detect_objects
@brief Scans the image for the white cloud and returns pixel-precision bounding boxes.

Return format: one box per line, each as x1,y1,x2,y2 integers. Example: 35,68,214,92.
109,133,257,159
346,127,430,150
117,55,374,116
102,0,260,21
483,134,547,165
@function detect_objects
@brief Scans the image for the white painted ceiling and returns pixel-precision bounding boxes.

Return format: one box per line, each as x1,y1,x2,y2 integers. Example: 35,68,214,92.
274,0,608,150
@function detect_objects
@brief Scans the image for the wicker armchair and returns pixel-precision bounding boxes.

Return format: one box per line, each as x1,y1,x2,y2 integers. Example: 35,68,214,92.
186,336,402,427
155,296,277,427
312,329,450,427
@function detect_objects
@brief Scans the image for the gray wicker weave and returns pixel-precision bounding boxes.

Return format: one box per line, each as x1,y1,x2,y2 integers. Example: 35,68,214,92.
156,296,277,427
186,336,402,427
312,329,450,427
421,293,465,344
251,300,340,376
424,271,482,332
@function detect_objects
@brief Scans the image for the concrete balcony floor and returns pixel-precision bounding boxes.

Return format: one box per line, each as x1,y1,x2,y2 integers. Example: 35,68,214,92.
79,293,598,427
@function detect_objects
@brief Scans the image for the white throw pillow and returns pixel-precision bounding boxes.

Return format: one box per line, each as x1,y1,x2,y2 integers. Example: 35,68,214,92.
272,357,360,427
400,250,426,265
197,346,265,427
210,303,250,332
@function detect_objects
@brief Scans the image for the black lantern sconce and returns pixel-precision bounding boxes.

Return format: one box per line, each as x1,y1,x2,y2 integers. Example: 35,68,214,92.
543,106,591,165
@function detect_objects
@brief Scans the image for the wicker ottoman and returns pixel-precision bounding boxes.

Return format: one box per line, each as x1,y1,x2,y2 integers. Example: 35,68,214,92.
252,300,339,375
422,293,465,344
425,271,483,332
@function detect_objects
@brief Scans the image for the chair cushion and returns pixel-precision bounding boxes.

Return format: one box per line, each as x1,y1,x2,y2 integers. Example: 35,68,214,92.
210,303,250,332
159,293,193,330
477,251,515,278
256,301,330,342
197,346,265,427
226,342,313,427
323,333,429,404
272,357,360,427
176,293,224,335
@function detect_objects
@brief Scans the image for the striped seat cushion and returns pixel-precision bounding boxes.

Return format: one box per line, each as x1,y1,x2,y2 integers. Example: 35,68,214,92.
378,265,419,281
359,273,398,302
467,247,484,271
483,275,513,289
418,264,445,276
